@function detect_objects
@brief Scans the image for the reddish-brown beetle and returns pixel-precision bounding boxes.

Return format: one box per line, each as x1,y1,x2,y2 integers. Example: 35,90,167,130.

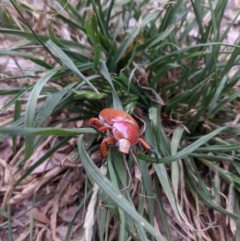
88,108,159,162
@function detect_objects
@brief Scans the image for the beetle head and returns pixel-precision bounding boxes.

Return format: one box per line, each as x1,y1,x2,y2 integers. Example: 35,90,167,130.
117,139,131,154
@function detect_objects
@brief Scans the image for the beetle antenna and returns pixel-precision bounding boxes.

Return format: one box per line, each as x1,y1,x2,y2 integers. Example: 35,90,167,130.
149,149,159,163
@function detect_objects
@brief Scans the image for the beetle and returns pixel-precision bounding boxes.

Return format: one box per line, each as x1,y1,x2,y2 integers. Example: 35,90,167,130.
88,108,159,162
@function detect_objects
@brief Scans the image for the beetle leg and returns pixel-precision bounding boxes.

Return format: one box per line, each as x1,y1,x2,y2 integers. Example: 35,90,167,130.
88,118,112,132
138,138,159,163
97,125,112,132
100,137,117,159
88,118,103,130
138,138,152,150
148,149,159,163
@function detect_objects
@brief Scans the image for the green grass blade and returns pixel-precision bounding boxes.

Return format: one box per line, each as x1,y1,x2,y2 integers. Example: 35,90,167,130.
155,180,172,241
212,90,240,115
57,0,84,24
0,49,53,69
149,107,180,220
185,157,240,222
233,187,240,239
207,75,228,117
7,203,13,241
109,12,159,71
84,12,101,70
139,160,154,226
99,60,122,109
12,100,21,152
0,127,95,136
0,28,89,49
46,40,99,94
171,126,184,198
137,25,176,52
35,82,77,127
24,69,58,159
118,209,126,241
136,126,228,164
9,0,58,62
0,87,31,113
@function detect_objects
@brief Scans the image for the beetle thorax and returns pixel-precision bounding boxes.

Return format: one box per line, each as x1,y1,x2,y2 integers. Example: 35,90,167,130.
112,122,139,145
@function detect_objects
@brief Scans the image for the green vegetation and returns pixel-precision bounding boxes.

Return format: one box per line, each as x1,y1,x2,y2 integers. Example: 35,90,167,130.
0,0,240,240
